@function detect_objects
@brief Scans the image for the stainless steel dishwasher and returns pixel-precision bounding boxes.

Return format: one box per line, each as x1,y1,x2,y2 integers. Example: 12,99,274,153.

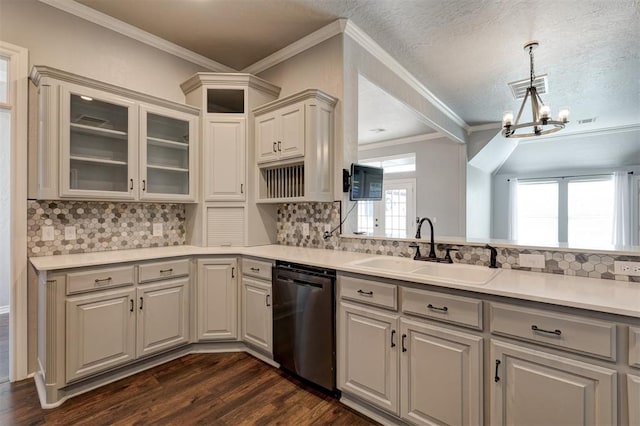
272,261,337,393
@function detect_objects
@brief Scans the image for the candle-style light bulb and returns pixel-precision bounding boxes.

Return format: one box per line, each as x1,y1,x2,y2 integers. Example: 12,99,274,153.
558,107,570,123
502,111,514,127
539,105,551,120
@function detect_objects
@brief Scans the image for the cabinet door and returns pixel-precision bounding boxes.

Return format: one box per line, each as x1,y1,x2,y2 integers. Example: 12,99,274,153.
629,374,640,426
255,112,278,164
241,277,272,353
196,258,238,340
278,102,305,160
204,118,246,201
60,84,137,200
139,104,196,202
136,277,189,358
490,340,617,426
66,288,136,382
400,318,483,426
338,301,400,415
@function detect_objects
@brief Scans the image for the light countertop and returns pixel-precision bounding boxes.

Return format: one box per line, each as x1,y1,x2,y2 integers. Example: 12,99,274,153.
30,244,640,319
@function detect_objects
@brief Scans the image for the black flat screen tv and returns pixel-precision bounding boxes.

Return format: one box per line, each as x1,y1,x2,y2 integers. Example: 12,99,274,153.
350,164,383,201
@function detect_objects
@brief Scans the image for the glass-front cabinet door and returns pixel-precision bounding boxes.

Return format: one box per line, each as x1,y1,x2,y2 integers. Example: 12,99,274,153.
60,85,137,199
139,105,196,201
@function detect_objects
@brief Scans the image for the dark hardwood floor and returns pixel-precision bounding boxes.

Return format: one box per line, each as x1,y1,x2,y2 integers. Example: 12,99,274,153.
0,313,8,383
0,352,377,425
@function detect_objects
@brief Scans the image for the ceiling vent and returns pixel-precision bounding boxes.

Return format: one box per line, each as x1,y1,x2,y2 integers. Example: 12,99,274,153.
578,117,597,125
508,74,548,99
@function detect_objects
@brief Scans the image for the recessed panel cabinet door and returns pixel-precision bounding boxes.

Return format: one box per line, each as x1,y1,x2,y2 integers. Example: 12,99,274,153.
338,301,399,415
629,374,640,426
490,340,617,426
136,277,189,358
197,258,238,341
278,102,304,160
241,277,272,353
204,118,245,201
255,113,278,164
400,318,483,426
66,288,136,382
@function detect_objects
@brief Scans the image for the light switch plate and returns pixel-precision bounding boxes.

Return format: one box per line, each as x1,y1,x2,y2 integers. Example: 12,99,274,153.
302,223,310,238
42,226,54,241
152,223,163,237
519,254,546,268
64,226,76,240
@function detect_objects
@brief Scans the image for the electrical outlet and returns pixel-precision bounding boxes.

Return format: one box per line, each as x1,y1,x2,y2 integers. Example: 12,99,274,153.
302,223,310,238
42,226,54,241
64,226,76,240
519,254,546,268
614,261,640,276
152,223,163,237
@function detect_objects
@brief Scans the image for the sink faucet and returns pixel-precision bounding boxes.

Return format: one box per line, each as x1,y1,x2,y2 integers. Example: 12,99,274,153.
415,217,437,259
485,244,498,269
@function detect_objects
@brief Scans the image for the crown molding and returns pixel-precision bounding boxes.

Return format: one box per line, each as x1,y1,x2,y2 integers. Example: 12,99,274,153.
358,132,445,151
180,73,281,98
38,0,236,72
342,20,469,134
515,123,640,144
467,122,502,134
241,19,347,75
253,89,338,115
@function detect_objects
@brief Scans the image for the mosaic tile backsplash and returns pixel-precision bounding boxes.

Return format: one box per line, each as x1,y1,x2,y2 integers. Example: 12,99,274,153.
277,202,640,282
27,200,185,257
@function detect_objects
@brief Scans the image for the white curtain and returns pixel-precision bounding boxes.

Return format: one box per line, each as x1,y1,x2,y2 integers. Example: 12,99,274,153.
508,178,519,240
612,171,630,246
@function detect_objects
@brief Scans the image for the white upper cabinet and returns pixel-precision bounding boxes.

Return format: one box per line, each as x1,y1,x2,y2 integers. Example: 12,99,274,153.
204,117,246,201
29,66,199,202
255,102,305,164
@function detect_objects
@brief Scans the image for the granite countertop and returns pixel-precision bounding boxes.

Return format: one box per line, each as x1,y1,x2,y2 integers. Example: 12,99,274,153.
30,244,640,318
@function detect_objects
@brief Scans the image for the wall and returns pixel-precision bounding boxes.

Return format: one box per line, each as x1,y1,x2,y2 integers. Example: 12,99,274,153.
466,165,492,239
0,0,206,102
359,136,467,237
0,106,9,309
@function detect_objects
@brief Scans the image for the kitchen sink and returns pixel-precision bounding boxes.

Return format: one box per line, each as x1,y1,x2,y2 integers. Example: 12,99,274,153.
348,257,500,285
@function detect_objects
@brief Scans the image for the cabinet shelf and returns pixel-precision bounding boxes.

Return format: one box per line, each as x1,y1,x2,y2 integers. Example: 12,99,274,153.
70,155,128,166
70,123,128,139
147,136,189,150
147,164,189,173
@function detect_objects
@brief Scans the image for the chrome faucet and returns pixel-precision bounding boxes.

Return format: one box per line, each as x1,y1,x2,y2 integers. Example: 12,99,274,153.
415,217,437,259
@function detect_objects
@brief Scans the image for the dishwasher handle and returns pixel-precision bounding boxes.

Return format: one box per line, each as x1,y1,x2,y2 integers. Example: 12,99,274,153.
275,268,332,287
278,277,324,289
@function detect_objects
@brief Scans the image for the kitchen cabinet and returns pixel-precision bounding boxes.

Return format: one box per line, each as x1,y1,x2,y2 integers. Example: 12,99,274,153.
241,258,273,354
29,66,199,201
630,326,640,368
204,118,246,201
629,374,640,426
196,258,238,341
490,339,617,426
255,102,304,163
339,300,399,415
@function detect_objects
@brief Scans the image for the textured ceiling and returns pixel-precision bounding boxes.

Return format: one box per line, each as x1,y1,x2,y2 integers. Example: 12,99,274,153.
74,0,640,130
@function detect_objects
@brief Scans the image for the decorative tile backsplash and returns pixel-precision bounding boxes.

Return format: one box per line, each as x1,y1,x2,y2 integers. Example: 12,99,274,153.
27,200,185,257
277,202,640,282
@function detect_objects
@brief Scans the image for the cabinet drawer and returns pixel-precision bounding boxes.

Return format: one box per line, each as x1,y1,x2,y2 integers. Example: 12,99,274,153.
340,275,397,310
66,265,135,295
242,258,273,281
490,302,616,360
139,258,190,283
401,287,482,330
630,327,640,368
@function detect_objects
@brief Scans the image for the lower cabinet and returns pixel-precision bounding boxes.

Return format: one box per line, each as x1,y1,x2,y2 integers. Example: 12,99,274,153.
66,277,190,382
196,258,238,340
241,276,272,353
338,301,483,424
490,339,617,426
629,374,640,426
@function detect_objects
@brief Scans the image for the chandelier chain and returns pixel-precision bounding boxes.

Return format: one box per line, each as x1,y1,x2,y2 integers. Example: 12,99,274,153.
529,45,535,88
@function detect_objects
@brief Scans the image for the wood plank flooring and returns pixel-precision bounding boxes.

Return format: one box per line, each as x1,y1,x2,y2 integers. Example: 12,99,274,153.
0,313,8,383
0,352,377,425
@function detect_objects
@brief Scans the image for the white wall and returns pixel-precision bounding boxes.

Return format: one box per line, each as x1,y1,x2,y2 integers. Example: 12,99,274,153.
0,0,207,102
466,165,492,239
359,136,466,237
0,109,9,308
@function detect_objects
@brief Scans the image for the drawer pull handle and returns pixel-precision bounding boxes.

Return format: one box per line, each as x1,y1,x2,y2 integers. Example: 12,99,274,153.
129,179,134,190
159,268,173,274
266,294,271,307
531,325,562,336
357,289,374,296
278,140,281,151
94,277,112,284
139,297,143,310
391,329,396,348
250,267,260,272
494,360,501,382
427,304,448,312
401,334,407,352
273,142,277,152
130,299,134,312
142,179,146,191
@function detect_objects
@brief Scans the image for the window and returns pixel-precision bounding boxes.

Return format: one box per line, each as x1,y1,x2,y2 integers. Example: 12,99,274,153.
359,153,416,174
356,178,415,238
514,176,615,246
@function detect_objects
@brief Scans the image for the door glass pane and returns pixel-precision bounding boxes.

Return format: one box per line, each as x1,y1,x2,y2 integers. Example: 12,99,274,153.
145,113,189,195
517,181,559,244
357,201,375,235
0,57,8,103
568,179,614,246
385,188,408,238
69,94,129,192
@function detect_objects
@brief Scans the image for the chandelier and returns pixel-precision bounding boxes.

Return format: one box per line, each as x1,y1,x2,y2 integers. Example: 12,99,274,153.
502,41,569,138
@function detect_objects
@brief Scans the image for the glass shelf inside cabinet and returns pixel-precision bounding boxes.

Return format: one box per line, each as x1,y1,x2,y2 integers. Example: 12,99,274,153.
145,113,190,195
69,94,130,193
